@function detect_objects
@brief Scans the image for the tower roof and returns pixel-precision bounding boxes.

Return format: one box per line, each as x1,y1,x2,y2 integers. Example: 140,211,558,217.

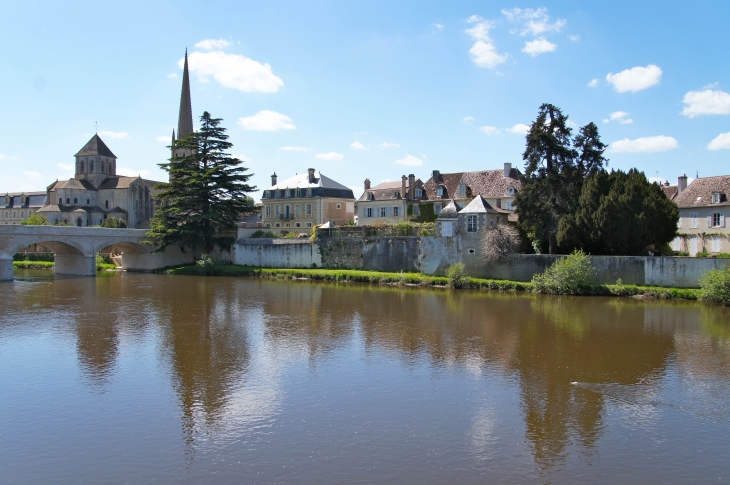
74,134,116,158
177,49,194,138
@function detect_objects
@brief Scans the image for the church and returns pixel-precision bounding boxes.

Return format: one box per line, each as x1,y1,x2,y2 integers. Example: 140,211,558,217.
36,50,196,228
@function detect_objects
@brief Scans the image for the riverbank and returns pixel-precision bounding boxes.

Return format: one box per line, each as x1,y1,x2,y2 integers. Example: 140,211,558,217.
13,261,117,271
157,264,701,300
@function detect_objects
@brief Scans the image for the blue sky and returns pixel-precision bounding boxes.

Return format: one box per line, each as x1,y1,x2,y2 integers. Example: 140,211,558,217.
1,1,729,200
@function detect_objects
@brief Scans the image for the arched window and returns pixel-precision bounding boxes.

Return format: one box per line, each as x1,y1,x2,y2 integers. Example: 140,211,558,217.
73,198,78,204
76,218,83,227
81,161,85,172
86,199,90,205
105,200,109,209
90,161,94,171
66,198,70,205
58,197,62,204
101,161,105,172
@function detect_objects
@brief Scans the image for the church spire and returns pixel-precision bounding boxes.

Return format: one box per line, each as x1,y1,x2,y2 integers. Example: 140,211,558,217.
177,49,194,139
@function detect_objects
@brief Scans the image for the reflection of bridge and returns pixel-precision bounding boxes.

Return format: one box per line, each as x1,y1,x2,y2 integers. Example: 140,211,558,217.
0,225,192,280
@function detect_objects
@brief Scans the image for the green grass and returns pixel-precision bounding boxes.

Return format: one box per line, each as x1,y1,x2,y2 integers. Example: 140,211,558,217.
13,261,118,271
156,264,701,300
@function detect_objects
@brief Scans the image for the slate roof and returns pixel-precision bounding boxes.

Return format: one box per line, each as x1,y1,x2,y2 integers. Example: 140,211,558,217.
437,199,460,219
53,178,97,190
74,134,117,158
422,168,521,201
263,171,355,199
2,191,47,208
358,179,424,202
97,176,154,190
674,175,730,208
460,195,501,214
661,183,679,201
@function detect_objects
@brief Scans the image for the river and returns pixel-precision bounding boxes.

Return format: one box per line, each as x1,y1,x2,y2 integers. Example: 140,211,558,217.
1,270,729,484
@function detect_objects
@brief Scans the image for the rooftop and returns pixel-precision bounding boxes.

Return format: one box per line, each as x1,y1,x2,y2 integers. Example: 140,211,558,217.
674,175,730,208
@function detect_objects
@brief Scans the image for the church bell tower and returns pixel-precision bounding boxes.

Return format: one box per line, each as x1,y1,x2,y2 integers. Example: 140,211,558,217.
171,49,195,169
74,134,117,188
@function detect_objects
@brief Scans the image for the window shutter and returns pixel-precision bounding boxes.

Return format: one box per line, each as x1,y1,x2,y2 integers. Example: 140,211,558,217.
722,212,726,228
707,213,712,227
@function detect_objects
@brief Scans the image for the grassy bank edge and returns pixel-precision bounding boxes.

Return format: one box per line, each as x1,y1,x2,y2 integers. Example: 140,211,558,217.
156,264,701,301
13,261,117,271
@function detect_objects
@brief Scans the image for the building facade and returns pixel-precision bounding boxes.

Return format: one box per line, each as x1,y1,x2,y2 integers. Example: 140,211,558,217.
672,174,729,255
261,168,355,228
357,174,425,225
1,192,47,225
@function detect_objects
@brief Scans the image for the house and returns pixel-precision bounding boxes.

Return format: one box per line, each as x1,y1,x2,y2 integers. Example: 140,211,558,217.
672,174,729,255
1,192,47,225
660,181,679,201
412,163,521,221
357,174,425,225
260,168,356,228
436,195,511,240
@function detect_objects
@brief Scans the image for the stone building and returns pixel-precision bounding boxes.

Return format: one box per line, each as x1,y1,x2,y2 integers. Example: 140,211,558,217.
261,169,355,228
357,174,425,225
413,163,521,220
672,174,729,255
37,135,162,228
1,192,47,225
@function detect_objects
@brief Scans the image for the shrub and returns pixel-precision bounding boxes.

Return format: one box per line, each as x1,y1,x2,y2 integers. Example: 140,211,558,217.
699,266,730,305
250,230,266,238
196,254,220,275
482,222,521,262
532,249,595,295
696,251,709,258
673,251,689,257
100,217,127,228
717,253,730,259
445,262,470,288
395,222,415,236
283,232,297,239
20,213,49,226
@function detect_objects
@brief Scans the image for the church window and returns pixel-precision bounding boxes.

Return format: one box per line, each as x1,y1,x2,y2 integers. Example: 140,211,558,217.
73,198,78,204
66,198,70,205
82,162,85,172
58,197,61,204
86,199,90,205
105,200,109,209
90,161,94,171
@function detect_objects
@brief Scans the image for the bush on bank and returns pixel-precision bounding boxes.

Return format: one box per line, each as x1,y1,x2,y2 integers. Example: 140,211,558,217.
699,266,730,305
532,249,595,295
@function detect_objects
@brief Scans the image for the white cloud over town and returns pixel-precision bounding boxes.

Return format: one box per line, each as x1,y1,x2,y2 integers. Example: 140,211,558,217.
279,146,307,151
315,152,344,161
568,34,580,42
432,23,444,31
610,135,678,153
378,142,400,149
605,111,634,124
479,125,500,135
185,50,284,93
522,38,557,56
195,38,232,50
588,78,599,87
606,64,662,93
395,154,424,166
350,142,366,150
99,130,129,139
507,123,530,134
465,16,508,69
238,110,295,131
681,88,730,117
463,116,475,123
707,132,730,150
501,7,566,36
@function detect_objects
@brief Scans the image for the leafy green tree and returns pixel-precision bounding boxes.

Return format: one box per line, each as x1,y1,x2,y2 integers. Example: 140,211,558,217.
20,213,48,225
148,112,256,253
100,217,127,228
557,169,679,255
516,105,607,253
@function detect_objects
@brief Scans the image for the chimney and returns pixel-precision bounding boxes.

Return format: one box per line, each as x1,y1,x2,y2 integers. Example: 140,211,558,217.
401,175,407,199
432,170,440,183
308,168,316,183
364,178,371,190
271,172,277,186
678,174,687,194
408,174,415,199
504,162,512,177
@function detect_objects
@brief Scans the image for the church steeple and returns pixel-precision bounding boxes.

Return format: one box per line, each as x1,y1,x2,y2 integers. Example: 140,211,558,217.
177,49,194,139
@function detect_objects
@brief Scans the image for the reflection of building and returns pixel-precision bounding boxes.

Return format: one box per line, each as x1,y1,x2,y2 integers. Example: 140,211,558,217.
672,174,729,255
261,169,355,228
1,192,47,225
357,174,425,225
37,135,162,228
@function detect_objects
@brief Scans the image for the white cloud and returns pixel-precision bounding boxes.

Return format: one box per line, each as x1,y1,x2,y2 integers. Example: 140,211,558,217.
167,73,178,79
501,7,566,36
378,142,400,149
57,163,74,171
463,116,475,123
348,185,364,199
195,38,232,51
602,119,610,123
522,38,557,56
23,171,42,178
395,154,424,166
433,23,444,31
681,89,730,118
465,17,508,69
479,125,500,135
232,153,248,161
0,154,5,160
606,64,662,93
99,130,129,139
315,152,344,161
508,123,530,134
707,132,730,151
117,167,152,177
238,110,295,131
607,111,634,124
588,78,599,88
350,142,366,150
568,34,580,42
156,135,170,143
610,136,678,153
184,51,284,93
279,146,307,152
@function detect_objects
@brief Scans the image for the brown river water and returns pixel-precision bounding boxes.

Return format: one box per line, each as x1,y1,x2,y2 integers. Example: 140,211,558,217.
1,270,729,484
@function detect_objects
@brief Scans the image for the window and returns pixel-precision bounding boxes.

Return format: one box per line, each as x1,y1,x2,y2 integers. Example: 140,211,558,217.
690,212,698,228
306,188,312,197
285,190,290,198
415,188,423,198
507,187,515,196
504,199,514,210
393,206,400,217
306,204,312,215
90,161,94,171
393,191,399,199
86,199,90,205
434,203,442,214
412,204,420,216
306,222,312,227
265,206,271,217
673,237,681,251
275,205,281,216
73,198,78,204
265,223,271,227
712,236,721,252
296,205,302,216
336,203,342,209
296,223,301,227
467,215,477,232
713,192,720,204
441,221,452,237
458,184,466,198
468,248,476,254
437,187,444,197
709,212,725,228
275,223,281,227
66,198,70,205
380,207,387,217
367,193,374,201
276,190,282,198
366,207,373,218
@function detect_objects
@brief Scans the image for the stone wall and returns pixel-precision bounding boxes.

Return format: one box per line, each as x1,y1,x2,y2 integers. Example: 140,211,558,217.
234,239,321,268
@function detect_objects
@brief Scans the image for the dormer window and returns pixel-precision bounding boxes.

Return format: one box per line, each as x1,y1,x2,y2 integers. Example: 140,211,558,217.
393,191,399,199
458,184,466,198
415,188,423,198
712,192,720,204
507,186,515,196
367,192,375,201
437,186,444,197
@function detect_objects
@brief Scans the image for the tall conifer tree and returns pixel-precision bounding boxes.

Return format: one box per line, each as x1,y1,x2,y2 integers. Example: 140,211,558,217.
149,112,255,254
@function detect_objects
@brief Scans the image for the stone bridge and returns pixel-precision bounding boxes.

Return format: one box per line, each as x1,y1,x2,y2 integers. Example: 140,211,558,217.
0,225,192,281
